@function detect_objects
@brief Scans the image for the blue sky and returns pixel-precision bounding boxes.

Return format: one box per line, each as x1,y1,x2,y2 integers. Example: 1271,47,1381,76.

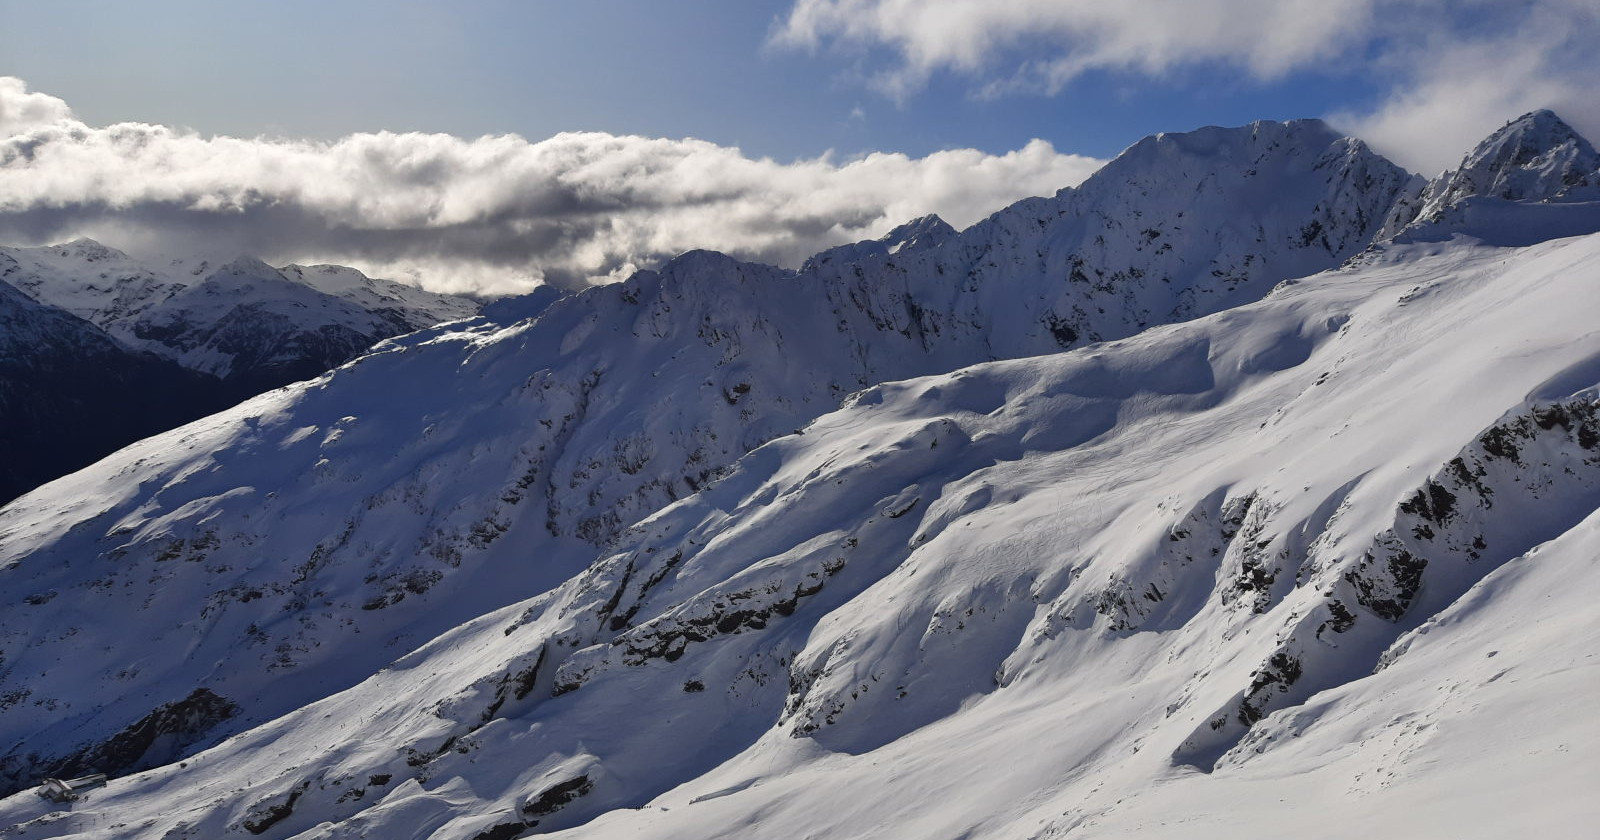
1,1,1596,293
0,0,1422,162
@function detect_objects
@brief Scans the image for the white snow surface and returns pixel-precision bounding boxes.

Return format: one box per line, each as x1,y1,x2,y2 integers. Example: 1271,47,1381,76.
0,120,1413,803
0,275,123,360
0,118,1597,839
0,239,188,330
1380,110,1600,240
0,230,1594,838
278,263,480,327
0,243,477,378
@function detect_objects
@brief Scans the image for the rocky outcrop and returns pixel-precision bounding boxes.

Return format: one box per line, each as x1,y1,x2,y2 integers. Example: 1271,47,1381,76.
1178,392,1600,767
0,688,237,797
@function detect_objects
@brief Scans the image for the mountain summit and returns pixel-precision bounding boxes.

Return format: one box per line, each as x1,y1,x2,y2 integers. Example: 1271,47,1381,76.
1454,109,1599,200
803,213,958,271
1380,109,1600,238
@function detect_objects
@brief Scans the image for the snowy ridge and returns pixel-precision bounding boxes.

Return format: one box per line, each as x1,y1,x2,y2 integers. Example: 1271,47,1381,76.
0,243,477,387
0,239,187,329
801,119,1411,366
800,214,957,270
2,229,1595,839
279,264,480,331
0,277,129,361
0,116,1596,838
0,120,1414,798
1379,109,1600,239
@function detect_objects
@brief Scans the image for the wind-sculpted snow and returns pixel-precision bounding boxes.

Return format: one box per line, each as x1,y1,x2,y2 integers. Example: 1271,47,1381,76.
2,118,1598,838
2,226,1596,838
0,118,1416,799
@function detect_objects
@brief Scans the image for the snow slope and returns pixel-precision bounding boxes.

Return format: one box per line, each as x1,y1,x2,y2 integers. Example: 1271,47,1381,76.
0,280,229,505
2,226,1595,840
0,119,1414,800
0,241,478,503
0,116,1596,838
0,242,477,390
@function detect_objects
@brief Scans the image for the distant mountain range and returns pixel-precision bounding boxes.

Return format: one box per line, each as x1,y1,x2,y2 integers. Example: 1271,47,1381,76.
0,111,1596,839
0,244,476,503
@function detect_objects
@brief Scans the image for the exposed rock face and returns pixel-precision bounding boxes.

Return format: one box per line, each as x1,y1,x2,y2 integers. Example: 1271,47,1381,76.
0,688,237,796
1178,393,1600,767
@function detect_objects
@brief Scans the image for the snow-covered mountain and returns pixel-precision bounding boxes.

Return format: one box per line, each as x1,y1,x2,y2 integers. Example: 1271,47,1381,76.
0,119,1412,796
0,242,478,392
0,115,1596,839
0,239,188,327
0,243,479,503
0,281,231,505
1379,109,1600,241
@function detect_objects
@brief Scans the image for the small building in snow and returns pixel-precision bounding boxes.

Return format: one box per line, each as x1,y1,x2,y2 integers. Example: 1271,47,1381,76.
39,774,107,803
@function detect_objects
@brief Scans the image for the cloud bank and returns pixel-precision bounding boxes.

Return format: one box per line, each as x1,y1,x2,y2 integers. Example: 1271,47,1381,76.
0,77,1103,295
776,0,1600,173
777,0,1380,97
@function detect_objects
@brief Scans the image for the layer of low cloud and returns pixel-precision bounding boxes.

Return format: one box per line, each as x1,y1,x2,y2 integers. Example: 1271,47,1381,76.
776,0,1600,173
0,77,1103,295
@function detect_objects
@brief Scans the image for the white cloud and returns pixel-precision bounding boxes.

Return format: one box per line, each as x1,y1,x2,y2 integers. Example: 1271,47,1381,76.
775,0,1600,173
1330,2,1600,173
0,77,73,134
0,78,1103,295
776,0,1381,99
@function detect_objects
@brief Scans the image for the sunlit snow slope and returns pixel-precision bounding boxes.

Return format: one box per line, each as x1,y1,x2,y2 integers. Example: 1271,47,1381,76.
1,114,1597,839
3,229,1598,840
0,119,1410,800
0,241,480,504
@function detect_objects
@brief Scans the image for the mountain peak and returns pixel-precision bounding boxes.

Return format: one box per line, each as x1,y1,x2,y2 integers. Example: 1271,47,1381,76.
52,237,129,262
1496,108,1583,140
1462,109,1597,186
880,214,955,254
801,214,957,272
1122,118,1344,165
661,248,746,275
1378,109,1600,240
217,254,278,274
